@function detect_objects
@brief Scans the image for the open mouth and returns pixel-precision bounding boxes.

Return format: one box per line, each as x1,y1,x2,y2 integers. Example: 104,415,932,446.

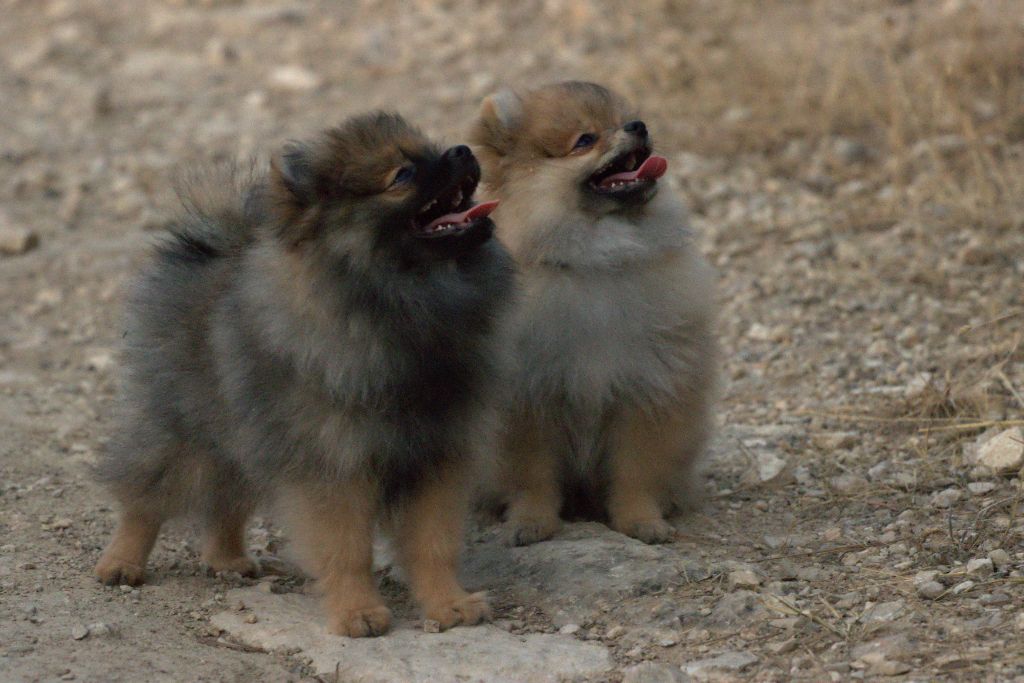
413,173,498,238
588,146,668,193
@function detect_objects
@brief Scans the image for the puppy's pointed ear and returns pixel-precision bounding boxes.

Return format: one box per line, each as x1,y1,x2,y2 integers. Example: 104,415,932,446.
473,88,523,157
268,142,322,244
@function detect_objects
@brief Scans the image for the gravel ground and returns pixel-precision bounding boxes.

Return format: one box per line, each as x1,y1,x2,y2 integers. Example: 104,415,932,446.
2,1,1023,681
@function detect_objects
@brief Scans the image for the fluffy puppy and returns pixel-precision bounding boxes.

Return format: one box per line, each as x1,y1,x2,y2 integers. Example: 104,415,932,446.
471,81,717,545
93,112,514,636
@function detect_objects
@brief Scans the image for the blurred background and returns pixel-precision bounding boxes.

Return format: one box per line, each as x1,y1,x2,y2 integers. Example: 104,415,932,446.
2,1,1023,679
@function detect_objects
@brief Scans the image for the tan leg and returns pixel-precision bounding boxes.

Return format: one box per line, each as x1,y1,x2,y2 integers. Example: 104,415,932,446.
201,505,259,577
94,510,163,586
393,468,490,631
283,481,390,638
607,403,705,544
501,419,562,546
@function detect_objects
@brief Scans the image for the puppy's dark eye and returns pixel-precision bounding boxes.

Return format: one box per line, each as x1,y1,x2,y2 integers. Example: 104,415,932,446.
573,133,598,150
390,166,415,187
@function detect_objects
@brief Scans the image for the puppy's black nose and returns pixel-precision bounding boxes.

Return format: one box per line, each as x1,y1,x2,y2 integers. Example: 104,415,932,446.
443,145,473,160
623,120,647,136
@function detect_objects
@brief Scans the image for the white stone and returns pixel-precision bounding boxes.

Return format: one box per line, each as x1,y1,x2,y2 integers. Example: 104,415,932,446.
967,481,997,495
977,428,1024,475
212,587,611,682
268,65,322,91
966,558,993,576
988,549,1011,569
951,580,975,595
727,569,762,590
931,487,962,508
622,662,691,683
0,215,39,256
684,651,758,678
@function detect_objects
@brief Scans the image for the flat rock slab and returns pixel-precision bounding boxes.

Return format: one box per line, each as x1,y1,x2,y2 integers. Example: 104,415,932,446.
467,522,709,624
212,587,612,683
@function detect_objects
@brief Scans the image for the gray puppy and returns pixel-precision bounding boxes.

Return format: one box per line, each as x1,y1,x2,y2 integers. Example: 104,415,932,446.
94,112,513,637
472,82,718,546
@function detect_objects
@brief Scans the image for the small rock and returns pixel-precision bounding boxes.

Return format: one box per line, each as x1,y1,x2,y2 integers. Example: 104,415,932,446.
0,224,40,256
268,65,322,91
86,352,115,372
622,662,691,683
605,625,626,640
979,592,1011,606
422,619,441,633
967,481,997,495
951,580,975,595
988,549,1010,569
684,651,758,677
860,653,912,677
815,432,857,450
559,623,581,635
977,428,1024,475
71,625,89,640
916,581,944,600
861,600,905,623
743,451,790,485
769,637,798,655
966,558,994,577
830,473,868,494
87,622,113,637
931,487,962,508
244,613,258,624
727,569,762,590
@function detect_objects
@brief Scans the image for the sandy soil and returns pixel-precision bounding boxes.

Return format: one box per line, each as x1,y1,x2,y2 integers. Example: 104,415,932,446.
2,1,1023,681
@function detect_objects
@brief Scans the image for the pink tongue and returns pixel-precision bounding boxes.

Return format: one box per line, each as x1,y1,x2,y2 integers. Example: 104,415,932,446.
598,155,668,188
424,200,500,232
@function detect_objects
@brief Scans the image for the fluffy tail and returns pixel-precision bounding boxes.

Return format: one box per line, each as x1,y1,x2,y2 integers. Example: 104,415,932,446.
159,161,265,262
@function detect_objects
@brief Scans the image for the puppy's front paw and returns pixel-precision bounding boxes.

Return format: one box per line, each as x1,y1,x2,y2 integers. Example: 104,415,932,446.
504,516,560,546
613,517,676,544
94,554,146,586
328,605,392,638
424,592,491,631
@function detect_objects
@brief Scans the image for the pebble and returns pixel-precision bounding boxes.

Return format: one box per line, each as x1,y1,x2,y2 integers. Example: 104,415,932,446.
931,487,962,508
0,225,40,256
830,473,868,494
988,548,1010,569
967,481,997,495
268,65,321,91
860,653,912,677
861,600,904,623
916,581,944,600
558,623,581,635
815,432,858,450
727,568,762,590
244,613,258,624
422,619,441,633
622,662,690,683
951,580,975,595
71,625,89,640
977,428,1024,475
604,625,626,640
684,651,758,676
966,558,993,577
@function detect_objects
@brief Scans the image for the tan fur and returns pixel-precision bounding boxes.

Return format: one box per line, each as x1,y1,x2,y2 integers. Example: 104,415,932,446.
390,467,491,629
94,510,162,586
281,481,392,637
472,82,718,545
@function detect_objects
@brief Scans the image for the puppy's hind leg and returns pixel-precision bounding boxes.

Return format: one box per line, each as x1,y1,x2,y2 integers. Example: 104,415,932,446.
95,508,164,587
500,419,562,546
94,439,185,586
393,466,490,631
199,462,260,577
